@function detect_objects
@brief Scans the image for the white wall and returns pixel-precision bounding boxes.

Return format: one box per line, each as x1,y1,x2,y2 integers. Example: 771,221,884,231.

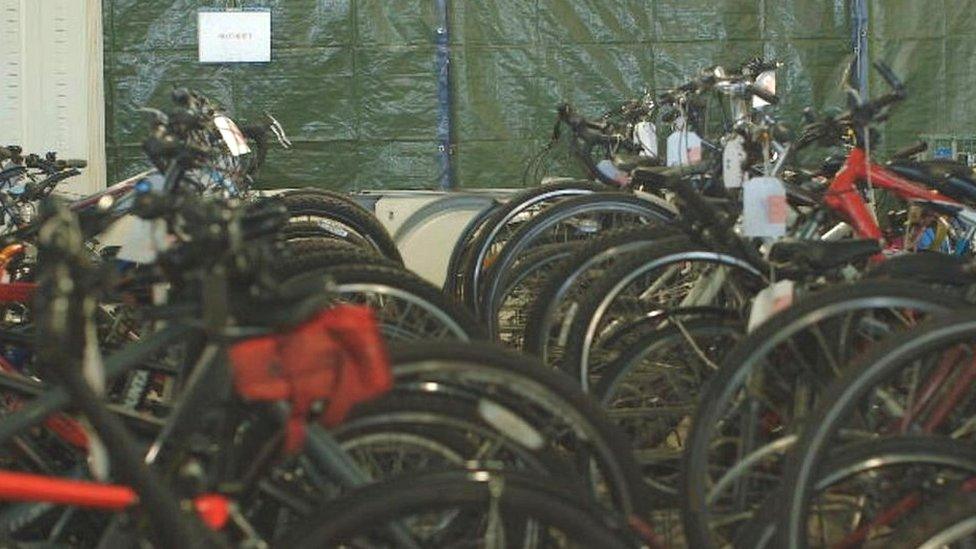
0,0,105,195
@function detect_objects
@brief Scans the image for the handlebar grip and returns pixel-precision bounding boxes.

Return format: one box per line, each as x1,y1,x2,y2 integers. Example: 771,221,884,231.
746,83,779,105
891,141,928,160
63,159,87,169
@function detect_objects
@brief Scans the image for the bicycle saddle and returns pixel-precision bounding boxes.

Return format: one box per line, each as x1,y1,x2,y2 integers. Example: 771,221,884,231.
886,159,976,204
769,239,880,271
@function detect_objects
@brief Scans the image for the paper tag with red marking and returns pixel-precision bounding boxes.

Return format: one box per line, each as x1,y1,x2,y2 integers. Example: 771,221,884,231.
666,129,703,167
742,176,787,238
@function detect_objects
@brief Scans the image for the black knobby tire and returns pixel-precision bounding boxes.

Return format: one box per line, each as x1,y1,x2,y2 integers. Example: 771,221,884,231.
460,181,609,312
284,263,486,341
272,238,396,280
276,187,373,214
388,341,653,516
776,309,976,549
280,470,636,548
522,224,684,361
682,280,967,549
481,193,675,330
561,238,762,389
279,192,402,264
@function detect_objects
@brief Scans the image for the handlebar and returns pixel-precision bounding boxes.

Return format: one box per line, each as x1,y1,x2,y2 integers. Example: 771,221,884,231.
556,104,620,145
874,61,906,95
891,141,928,160
794,62,908,150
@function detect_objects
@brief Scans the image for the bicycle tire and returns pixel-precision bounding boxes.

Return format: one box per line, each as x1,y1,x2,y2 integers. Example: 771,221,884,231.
443,200,501,296
387,341,652,516
492,242,579,347
272,238,395,280
277,187,371,211
481,193,675,331
683,280,967,549
738,436,976,549
593,316,744,501
280,470,636,548
279,219,374,251
562,238,763,390
338,391,569,479
278,192,402,264
777,310,976,549
460,182,608,312
522,225,684,363
284,264,486,341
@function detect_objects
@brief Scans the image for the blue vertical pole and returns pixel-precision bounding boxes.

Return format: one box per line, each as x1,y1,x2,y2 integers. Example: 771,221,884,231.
851,0,869,98
434,0,456,190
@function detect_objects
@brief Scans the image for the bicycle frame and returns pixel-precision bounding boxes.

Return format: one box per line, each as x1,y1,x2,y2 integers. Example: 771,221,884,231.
0,301,383,544
825,147,976,241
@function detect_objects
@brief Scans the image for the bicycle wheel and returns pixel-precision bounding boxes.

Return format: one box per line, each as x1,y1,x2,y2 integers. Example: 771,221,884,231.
278,191,402,264
522,225,683,365
387,341,651,517
738,436,976,549
283,265,485,341
481,193,675,330
683,280,966,549
562,238,763,390
460,181,607,312
778,310,976,549
280,470,638,548
593,316,744,502
493,242,579,348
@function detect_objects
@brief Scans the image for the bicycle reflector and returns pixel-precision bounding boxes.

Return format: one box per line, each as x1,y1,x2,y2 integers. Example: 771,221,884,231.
228,305,392,452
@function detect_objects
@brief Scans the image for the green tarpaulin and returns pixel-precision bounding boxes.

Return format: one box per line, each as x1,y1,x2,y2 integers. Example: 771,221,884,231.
102,1,970,190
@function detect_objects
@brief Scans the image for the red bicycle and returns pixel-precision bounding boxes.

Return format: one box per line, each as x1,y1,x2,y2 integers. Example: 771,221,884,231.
796,62,976,249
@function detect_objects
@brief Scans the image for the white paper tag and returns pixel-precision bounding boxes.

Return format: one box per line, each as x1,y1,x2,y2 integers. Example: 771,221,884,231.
634,121,658,158
723,135,748,188
198,10,271,63
753,70,777,108
116,218,170,264
666,130,703,167
747,279,794,331
214,115,251,156
742,176,787,238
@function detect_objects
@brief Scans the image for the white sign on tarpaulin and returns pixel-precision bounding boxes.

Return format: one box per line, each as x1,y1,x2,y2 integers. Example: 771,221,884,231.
198,10,271,63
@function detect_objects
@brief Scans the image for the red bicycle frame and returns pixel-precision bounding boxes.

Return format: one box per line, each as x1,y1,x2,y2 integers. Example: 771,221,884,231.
825,147,964,240
0,471,230,529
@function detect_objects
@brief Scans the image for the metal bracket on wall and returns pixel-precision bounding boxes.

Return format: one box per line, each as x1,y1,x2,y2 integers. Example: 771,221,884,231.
434,0,456,190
